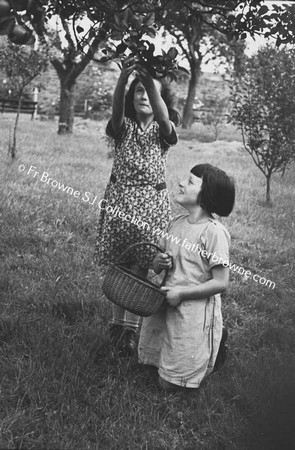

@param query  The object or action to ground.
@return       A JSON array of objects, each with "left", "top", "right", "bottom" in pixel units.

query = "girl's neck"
[
  {"left": 136, "top": 113, "right": 154, "bottom": 131},
  {"left": 187, "top": 206, "right": 212, "bottom": 224}
]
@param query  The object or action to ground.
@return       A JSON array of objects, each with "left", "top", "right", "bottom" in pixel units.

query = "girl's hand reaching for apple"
[{"left": 119, "top": 55, "right": 138, "bottom": 82}]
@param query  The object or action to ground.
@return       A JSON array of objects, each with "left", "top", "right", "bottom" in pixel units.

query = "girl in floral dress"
[{"left": 94, "top": 57, "right": 180, "bottom": 355}]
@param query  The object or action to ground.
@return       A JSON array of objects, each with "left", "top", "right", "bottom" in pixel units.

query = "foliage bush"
[
  {"left": 0, "top": 41, "right": 49, "bottom": 157},
  {"left": 199, "top": 82, "right": 230, "bottom": 141},
  {"left": 230, "top": 45, "right": 295, "bottom": 203}
]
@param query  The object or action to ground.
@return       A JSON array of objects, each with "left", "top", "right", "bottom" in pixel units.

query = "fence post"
[
  {"left": 32, "top": 87, "right": 38, "bottom": 120},
  {"left": 84, "top": 99, "right": 90, "bottom": 118}
]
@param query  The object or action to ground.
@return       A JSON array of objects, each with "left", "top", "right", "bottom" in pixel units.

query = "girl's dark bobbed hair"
[
  {"left": 191, "top": 164, "right": 235, "bottom": 217},
  {"left": 124, "top": 77, "right": 181, "bottom": 126}
]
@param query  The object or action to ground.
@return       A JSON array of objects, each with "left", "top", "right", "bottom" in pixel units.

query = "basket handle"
[{"left": 116, "top": 241, "right": 171, "bottom": 287}]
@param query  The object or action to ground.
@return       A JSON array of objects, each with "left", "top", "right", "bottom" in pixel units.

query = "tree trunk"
[
  {"left": 266, "top": 174, "right": 271, "bottom": 204},
  {"left": 11, "top": 94, "right": 22, "bottom": 159},
  {"left": 182, "top": 57, "right": 202, "bottom": 129},
  {"left": 50, "top": 30, "right": 101, "bottom": 135},
  {"left": 58, "top": 77, "right": 76, "bottom": 134}
]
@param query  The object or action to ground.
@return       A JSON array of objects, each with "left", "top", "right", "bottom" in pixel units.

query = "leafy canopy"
[{"left": 1, "top": 1, "right": 295, "bottom": 78}]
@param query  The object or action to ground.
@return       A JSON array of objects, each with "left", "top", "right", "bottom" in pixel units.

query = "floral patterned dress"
[{"left": 94, "top": 117, "right": 178, "bottom": 273}]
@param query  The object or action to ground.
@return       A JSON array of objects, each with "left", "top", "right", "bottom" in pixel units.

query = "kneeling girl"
[{"left": 138, "top": 163, "right": 235, "bottom": 391}]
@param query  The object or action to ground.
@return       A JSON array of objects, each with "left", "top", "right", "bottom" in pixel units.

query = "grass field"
[{"left": 0, "top": 114, "right": 295, "bottom": 450}]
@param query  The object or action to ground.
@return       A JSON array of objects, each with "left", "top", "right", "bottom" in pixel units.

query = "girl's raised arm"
[
  {"left": 136, "top": 65, "right": 173, "bottom": 138},
  {"left": 111, "top": 56, "right": 137, "bottom": 131}
]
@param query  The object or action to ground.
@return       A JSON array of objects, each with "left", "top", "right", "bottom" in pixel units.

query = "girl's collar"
[{"left": 186, "top": 214, "right": 214, "bottom": 225}]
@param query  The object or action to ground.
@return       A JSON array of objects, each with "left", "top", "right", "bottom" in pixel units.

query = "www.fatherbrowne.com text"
[
  {"left": 151, "top": 227, "right": 275, "bottom": 289},
  {"left": 19, "top": 164, "right": 275, "bottom": 289}
]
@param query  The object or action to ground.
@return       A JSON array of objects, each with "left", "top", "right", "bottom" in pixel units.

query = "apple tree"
[
  {"left": 156, "top": 4, "right": 247, "bottom": 128},
  {"left": 1, "top": 1, "right": 104, "bottom": 133},
  {"left": 155, "top": 1, "right": 295, "bottom": 128},
  {"left": 0, "top": 1, "right": 187, "bottom": 133},
  {"left": 230, "top": 45, "right": 295, "bottom": 203}
]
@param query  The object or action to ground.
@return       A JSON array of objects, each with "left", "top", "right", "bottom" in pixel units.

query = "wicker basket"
[{"left": 102, "top": 242, "right": 169, "bottom": 317}]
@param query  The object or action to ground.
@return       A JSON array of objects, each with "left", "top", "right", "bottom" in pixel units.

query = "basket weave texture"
[{"left": 102, "top": 242, "right": 168, "bottom": 317}]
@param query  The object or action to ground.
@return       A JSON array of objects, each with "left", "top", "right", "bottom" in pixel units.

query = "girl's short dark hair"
[
  {"left": 191, "top": 164, "right": 235, "bottom": 217},
  {"left": 125, "top": 77, "right": 181, "bottom": 126}
]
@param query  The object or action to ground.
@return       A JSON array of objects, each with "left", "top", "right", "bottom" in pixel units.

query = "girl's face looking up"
[
  {"left": 177, "top": 173, "right": 203, "bottom": 208},
  {"left": 133, "top": 80, "right": 161, "bottom": 117}
]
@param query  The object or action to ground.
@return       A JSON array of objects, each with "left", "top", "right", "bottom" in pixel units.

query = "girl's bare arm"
[
  {"left": 162, "top": 266, "right": 229, "bottom": 307},
  {"left": 111, "top": 56, "right": 137, "bottom": 131}
]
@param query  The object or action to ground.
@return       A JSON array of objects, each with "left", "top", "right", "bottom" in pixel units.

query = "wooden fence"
[{"left": 0, "top": 98, "right": 38, "bottom": 119}]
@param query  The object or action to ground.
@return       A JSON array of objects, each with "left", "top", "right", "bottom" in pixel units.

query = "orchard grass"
[{"left": 0, "top": 114, "right": 294, "bottom": 450}]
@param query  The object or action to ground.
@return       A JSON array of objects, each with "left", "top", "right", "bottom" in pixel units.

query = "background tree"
[
  {"left": 230, "top": 45, "right": 295, "bottom": 203},
  {"left": 154, "top": 0, "right": 295, "bottom": 128},
  {"left": 0, "top": 40, "right": 49, "bottom": 158},
  {"left": 48, "top": 19, "right": 102, "bottom": 134},
  {"left": 157, "top": 3, "right": 246, "bottom": 128},
  {"left": 201, "top": 86, "right": 230, "bottom": 141},
  {"left": 73, "top": 63, "right": 113, "bottom": 119},
  {"left": 1, "top": 1, "right": 187, "bottom": 133},
  {"left": 2, "top": 1, "right": 110, "bottom": 134}
]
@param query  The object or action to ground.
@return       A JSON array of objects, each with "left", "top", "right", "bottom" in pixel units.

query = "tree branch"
[
  {"left": 168, "top": 30, "right": 191, "bottom": 62},
  {"left": 68, "top": 34, "right": 102, "bottom": 84},
  {"left": 60, "top": 15, "right": 76, "bottom": 51},
  {"left": 51, "top": 58, "right": 66, "bottom": 78},
  {"left": 199, "top": 15, "right": 229, "bottom": 35},
  {"left": 190, "top": 1, "right": 236, "bottom": 13},
  {"left": 241, "top": 127, "right": 267, "bottom": 177}
]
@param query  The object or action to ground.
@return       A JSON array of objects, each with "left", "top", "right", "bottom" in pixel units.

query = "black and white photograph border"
[{"left": 0, "top": 1, "right": 294, "bottom": 449}]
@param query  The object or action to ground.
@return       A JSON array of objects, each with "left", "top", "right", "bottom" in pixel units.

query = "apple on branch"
[{"left": 8, "top": 22, "right": 35, "bottom": 44}]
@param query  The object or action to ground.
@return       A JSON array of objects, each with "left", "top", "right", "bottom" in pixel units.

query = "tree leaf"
[
  {"left": 276, "top": 36, "right": 282, "bottom": 47},
  {"left": 258, "top": 5, "right": 269, "bottom": 16},
  {"left": 116, "top": 42, "right": 127, "bottom": 55},
  {"left": 110, "top": 29, "right": 123, "bottom": 40},
  {"left": 178, "top": 65, "right": 190, "bottom": 75},
  {"left": 145, "top": 12, "right": 155, "bottom": 27},
  {"left": 145, "top": 26, "right": 157, "bottom": 38},
  {"left": 167, "top": 47, "right": 178, "bottom": 60}
]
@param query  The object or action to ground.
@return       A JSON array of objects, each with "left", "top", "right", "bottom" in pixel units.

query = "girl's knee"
[{"left": 158, "top": 376, "right": 199, "bottom": 393}]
